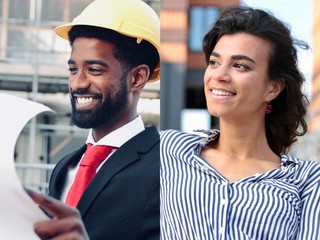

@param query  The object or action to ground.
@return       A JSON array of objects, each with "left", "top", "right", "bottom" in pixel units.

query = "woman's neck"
[{"left": 217, "top": 118, "right": 275, "bottom": 161}]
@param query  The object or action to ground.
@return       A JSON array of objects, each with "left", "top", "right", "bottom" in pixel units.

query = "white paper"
[{"left": 0, "top": 93, "right": 54, "bottom": 239}]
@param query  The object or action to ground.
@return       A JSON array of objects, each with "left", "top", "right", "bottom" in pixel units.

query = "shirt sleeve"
[{"left": 298, "top": 165, "right": 320, "bottom": 239}]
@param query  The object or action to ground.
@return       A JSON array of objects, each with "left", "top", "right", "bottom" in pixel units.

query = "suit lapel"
[
  {"left": 49, "top": 145, "right": 86, "bottom": 199},
  {"left": 77, "top": 126, "right": 159, "bottom": 216}
]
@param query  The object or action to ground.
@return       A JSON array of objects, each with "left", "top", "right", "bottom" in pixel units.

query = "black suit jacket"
[{"left": 48, "top": 126, "right": 160, "bottom": 240}]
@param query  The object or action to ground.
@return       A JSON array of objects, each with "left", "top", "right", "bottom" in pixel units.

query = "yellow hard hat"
[{"left": 55, "top": 0, "right": 160, "bottom": 82}]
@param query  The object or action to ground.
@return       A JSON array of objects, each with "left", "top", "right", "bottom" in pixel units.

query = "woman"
[{"left": 160, "top": 5, "right": 320, "bottom": 240}]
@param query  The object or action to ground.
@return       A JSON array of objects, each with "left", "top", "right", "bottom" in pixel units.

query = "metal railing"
[{"left": 15, "top": 162, "right": 56, "bottom": 194}]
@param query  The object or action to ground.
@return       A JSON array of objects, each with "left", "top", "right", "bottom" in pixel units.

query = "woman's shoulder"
[
  {"left": 294, "top": 158, "right": 320, "bottom": 197},
  {"left": 282, "top": 153, "right": 320, "bottom": 171},
  {"left": 160, "top": 129, "right": 219, "bottom": 152},
  {"left": 299, "top": 158, "right": 320, "bottom": 174},
  {"left": 282, "top": 154, "right": 320, "bottom": 188},
  {"left": 160, "top": 129, "right": 218, "bottom": 142}
]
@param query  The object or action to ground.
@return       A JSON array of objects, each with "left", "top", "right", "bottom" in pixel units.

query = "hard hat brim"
[
  {"left": 54, "top": 0, "right": 160, "bottom": 82},
  {"left": 55, "top": 23, "right": 160, "bottom": 82}
]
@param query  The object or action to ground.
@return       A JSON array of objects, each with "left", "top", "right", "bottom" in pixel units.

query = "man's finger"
[{"left": 25, "top": 188, "right": 80, "bottom": 219}]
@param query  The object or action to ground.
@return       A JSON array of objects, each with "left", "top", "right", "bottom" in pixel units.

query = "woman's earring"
[{"left": 265, "top": 102, "right": 272, "bottom": 114}]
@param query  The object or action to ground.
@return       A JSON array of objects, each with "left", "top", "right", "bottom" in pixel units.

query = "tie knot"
[{"left": 80, "top": 144, "right": 115, "bottom": 168}]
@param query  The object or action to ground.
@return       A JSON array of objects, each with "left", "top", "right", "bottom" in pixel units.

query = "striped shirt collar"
[{"left": 192, "top": 129, "right": 300, "bottom": 173}]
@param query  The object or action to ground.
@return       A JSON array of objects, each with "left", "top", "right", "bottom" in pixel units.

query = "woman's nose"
[{"left": 207, "top": 65, "right": 231, "bottom": 83}]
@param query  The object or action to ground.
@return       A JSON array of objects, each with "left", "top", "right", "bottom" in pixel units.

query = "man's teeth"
[
  {"left": 77, "top": 97, "right": 94, "bottom": 104},
  {"left": 211, "top": 89, "right": 234, "bottom": 96}
]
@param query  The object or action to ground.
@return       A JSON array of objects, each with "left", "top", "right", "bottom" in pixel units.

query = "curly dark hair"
[
  {"left": 202, "top": 5, "right": 309, "bottom": 155},
  {"left": 68, "top": 25, "right": 159, "bottom": 81}
]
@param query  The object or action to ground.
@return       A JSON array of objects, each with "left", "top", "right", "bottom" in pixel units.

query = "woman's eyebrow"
[{"left": 211, "top": 52, "right": 256, "bottom": 64}]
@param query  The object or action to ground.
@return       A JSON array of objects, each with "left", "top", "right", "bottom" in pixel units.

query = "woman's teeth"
[{"left": 211, "top": 89, "right": 235, "bottom": 96}]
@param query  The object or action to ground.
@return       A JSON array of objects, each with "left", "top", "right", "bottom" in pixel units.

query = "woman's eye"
[
  {"left": 208, "top": 60, "right": 219, "bottom": 66},
  {"left": 233, "top": 63, "right": 250, "bottom": 70}
]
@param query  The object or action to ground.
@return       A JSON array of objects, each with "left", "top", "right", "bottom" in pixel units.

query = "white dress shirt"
[{"left": 61, "top": 115, "right": 145, "bottom": 202}]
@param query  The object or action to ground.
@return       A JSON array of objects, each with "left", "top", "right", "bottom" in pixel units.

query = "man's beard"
[{"left": 70, "top": 76, "right": 128, "bottom": 129}]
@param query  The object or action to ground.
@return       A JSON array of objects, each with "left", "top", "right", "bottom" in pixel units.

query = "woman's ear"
[
  {"left": 265, "top": 79, "right": 285, "bottom": 101},
  {"left": 129, "top": 64, "right": 150, "bottom": 92}
]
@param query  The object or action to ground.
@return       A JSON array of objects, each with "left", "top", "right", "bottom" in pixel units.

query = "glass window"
[
  {"left": 9, "top": 0, "right": 30, "bottom": 19},
  {"left": 36, "top": 28, "right": 55, "bottom": 51},
  {"left": 0, "top": 0, "right": 3, "bottom": 18},
  {"left": 188, "top": 6, "right": 220, "bottom": 52},
  {"left": 7, "top": 28, "right": 34, "bottom": 60},
  {"left": 7, "top": 28, "right": 34, "bottom": 48},
  {"left": 41, "top": 0, "right": 64, "bottom": 21}
]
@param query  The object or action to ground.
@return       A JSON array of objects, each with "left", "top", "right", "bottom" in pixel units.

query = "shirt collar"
[
  {"left": 195, "top": 129, "right": 220, "bottom": 148},
  {"left": 196, "top": 129, "right": 300, "bottom": 167},
  {"left": 280, "top": 153, "right": 301, "bottom": 166},
  {"left": 86, "top": 115, "right": 145, "bottom": 148}
]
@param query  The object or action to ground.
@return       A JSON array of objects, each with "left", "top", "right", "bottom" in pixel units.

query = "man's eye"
[
  {"left": 68, "top": 67, "right": 77, "bottom": 75},
  {"left": 89, "top": 68, "right": 103, "bottom": 74}
]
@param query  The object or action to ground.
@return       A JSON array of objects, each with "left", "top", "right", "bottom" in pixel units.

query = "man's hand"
[{"left": 26, "top": 189, "right": 90, "bottom": 240}]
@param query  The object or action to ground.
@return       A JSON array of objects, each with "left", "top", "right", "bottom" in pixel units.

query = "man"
[{"left": 28, "top": 0, "right": 160, "bottom": 239}]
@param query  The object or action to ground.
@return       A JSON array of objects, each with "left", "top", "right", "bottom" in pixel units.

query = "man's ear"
[
  {"left": 129, "top": 64, "right": 150, "bottom": 92},
  {"left": 265, "top": 79, "right": 285, "bottom": 101}
]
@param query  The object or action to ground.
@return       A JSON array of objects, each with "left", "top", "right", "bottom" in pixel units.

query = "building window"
[
  {"left": 188, "top": 6, "right": 220, "bottom": 52},
  {"left": 9, "top": 0, "right": 30, "bottom": 20},
  {"left": 0, "top": 0, "right": 2, "bottom": 18},
  {"left": 41, "top": 0, "right": 64, "bottom": 22}
]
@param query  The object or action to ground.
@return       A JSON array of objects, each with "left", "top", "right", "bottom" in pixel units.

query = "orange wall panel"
[{"left": 310, "top": 0, "right": 320, "bottom": 131}]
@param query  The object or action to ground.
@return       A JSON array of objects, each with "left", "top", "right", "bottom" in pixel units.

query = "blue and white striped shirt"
[{"left": 160, "top": 129, "right": 320, "bottom": 240}]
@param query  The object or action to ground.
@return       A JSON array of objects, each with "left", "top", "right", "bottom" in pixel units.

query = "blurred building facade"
[
  {"left": 0, "top": 0, "right": 160, "bottom": 192},
  {"left": 160, "top": 0, "right": 320, "bottom": 162},
  {"left": 311, "top": 0, "right": 320, "bottom": 131},
  {"left": 161, "top": 0, "right": 238, "bottom": 131},
  {"left": 291, "top": 0, "right": 320, "bottom": 162}
]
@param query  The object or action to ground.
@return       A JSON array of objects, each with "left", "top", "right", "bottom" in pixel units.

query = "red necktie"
[{"left": 65, "top": 143, "right": 114, "bottom": 207}]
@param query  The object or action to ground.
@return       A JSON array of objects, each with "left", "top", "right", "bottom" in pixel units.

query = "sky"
[{"left": 242, "top": 0, "right": 314, "bottom": 97}]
